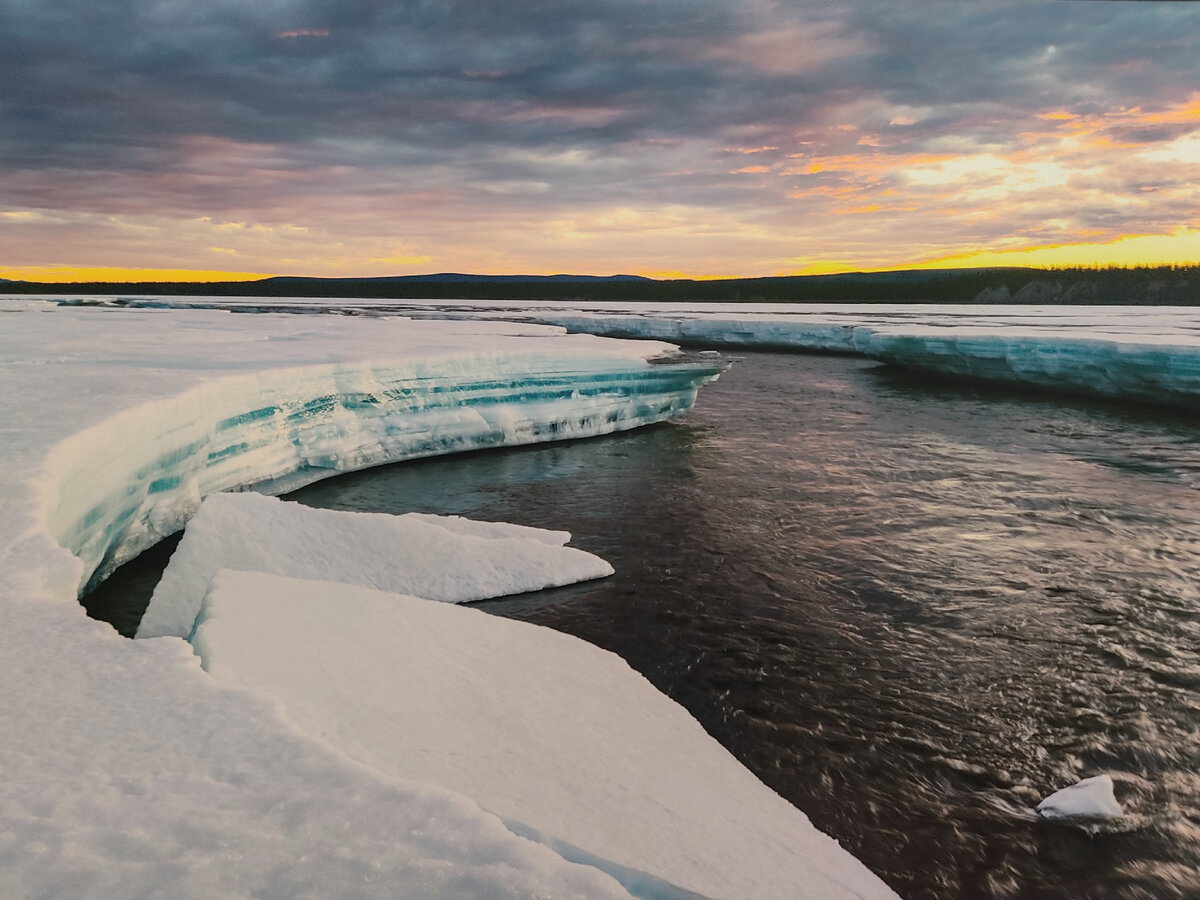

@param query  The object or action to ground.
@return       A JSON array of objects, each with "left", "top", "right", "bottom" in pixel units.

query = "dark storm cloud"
[
  {"left": 2, "top": 0, "right": 1197, "bottom": 275},
  {"left": 3, "top": 1, "right": 1194, "bottom": 178}
]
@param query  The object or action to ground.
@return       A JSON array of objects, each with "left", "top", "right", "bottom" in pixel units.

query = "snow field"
[
  {"left": 191, "top": 568, "right": 894, "bottom": 899},
  {"left": 0, "top": 301, "right": 896, "bottom": 898}
]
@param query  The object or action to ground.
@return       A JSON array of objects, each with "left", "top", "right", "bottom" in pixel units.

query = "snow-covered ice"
[
  {"left": 863, "top": 326, "right": 1200, "bottom": 409},
  {"left": 1037, "top": 774, "right": 1124, "bottom": 821},
  {"left": 137, "top": 492, "right": 614, "bottom": 639},
  {"left": 193, "top": 569, "right": 889, "bottom": 900},
  {"left": 0, "top": 298, "right": 895, "bottom": 899},
  {"left": 66, "top": 296, "right": 1200, "bottom": 407},
  {"left": 528, "top": 307, "right": 1200, "bottom": 408},
  {"left": 34, "top": 307, "right": 723, "bottom": 592}
]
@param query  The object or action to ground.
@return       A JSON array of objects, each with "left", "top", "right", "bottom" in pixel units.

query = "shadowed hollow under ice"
[{"left": 0, "top": 300, "right": 895, "bottom": 899}]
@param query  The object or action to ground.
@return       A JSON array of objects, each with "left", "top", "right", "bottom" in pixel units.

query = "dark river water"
[{"left": 87, "top": 351, "right": 1200, "bottom": 899}]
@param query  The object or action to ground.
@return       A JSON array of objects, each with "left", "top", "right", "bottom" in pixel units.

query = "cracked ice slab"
[
  {"left": 137, "top": 492, "right": 614, "bottom": 639},
  {"left": 192, "top": 568, "right": 896, "bottom": 900}
]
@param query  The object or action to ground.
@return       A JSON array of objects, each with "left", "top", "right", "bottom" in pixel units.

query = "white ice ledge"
[
  {"left": 30, "top": 309, "right": 724, "bottom": 593},
  {"left": 57, "top": 298, "right": 1200, "bottom": 409},
  {"left": 356, "top": 301, "right": 1200, "bottom": 410},
  {"left": 530, "top": 310, "right": 1200, "bottom": 410},
  {"left": 137, "top": 493, "right": 615, "bottom": 639},
  {"left": 0, "top": 306, "right": 767, "bottom": 900}
]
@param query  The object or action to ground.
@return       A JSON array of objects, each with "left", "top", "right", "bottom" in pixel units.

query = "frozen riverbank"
[
  {"left": 71, "top": 296, "right": 1200, "bottom": 410},
  {"left": 0, "top": 300, "right": 893, "bottom": 899}
]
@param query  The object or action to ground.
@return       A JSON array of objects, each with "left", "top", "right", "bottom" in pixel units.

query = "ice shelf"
[
  {"left": 0, "top": 300, "right": 896, "bottom": 899},
  {"left": 89, "top": 297, "right": 1200, "bottom": 409},
  {"left": 32, "top": 307, "right": 724, "bottom": 593}
]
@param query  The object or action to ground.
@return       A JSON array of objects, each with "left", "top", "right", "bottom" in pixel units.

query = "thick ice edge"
[
  {"left": 509, "top": 309, "right": 1200, "bottom": 409},
  {"left": 33, "top": 309, "right": 724, "bottom": 592},
  {"left": 0, "top": 302, "right": 894, "bottom": 898}
]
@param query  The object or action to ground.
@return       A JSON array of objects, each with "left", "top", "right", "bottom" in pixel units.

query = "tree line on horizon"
[{"left": 4, "top": 264, "right": 1198, "bottom": 305}]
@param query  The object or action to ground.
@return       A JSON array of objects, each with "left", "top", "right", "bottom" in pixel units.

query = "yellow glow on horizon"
[
  {"left": 905, "top": 229, "right": 1200, "bottom": 271},
  {"left": 0, "top": 266, "right": 274, "bottom": 283},
  {"left": 780, "top": 260, "right": 864, "bottom": 276},
  {"left": 636, "top": 269, "right": 744, "bottom": 281}
]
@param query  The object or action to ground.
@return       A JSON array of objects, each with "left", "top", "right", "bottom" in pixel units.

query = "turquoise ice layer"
[{"left": 48, "top": 355, "right": 727, "bottom": 593}]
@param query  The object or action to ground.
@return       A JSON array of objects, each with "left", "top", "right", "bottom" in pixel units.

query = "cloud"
[{"left": 1, "top": 0, "right": 1197, "bottom": 275}]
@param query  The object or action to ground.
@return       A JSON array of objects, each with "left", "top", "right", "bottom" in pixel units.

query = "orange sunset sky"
[{"left": 2, "top": 1, "right": 1198, "bottom": 283}]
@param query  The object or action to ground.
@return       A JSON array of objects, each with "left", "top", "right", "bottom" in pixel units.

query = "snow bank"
[
  {"left": 0, "top": 303, "right": 744, "bottom": 900},
  {"left": 192, "top": 569, "right": 893, "bottom": 900},
  {"left": 30, "top": 307, "right": 723, "bottom": 593},
  {"left": 543, "top": 311, "right": 1200, "bottom": 408},
  {"left": 138, "top": 492, "right": 613, "bottom": 639},
  {"left": 862, "top": 327, "right": 1200, "bottom": 409},
  {"left": 1037, "top": 774, "right": 1124, "bottom": 821}
]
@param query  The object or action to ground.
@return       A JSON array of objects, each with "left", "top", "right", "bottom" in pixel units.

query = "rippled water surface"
[{"left": 92, "top": 352, "right": 1200, "bottom": 899}]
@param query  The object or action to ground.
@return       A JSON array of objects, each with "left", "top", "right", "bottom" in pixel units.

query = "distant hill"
[
  {"left": 3, "top": 266, "right": 1197, "bottom": 305},
  {"left": 261, "top": 273, "right": 653, "bottom": 286}
]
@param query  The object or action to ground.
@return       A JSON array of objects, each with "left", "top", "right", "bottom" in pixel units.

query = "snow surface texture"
[
  {"left": 1037, "top": 774, "right": 1124, "bottom": 821},
  {"left": 137, "top": 297, "right": 1200, "bottom": 409},
  {"left": 4, "top": 303, "right": 801, "bottom": 900},
  {"left": 193, "top": 570, "right": 889, "bottom": 900},
  {"left": 137, "top": 492, "right": 614, "bottom": 639}
]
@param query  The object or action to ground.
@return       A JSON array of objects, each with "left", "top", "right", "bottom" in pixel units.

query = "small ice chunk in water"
[{"left": 1036, "top": 774, "right": 1123, "bottom": 820}]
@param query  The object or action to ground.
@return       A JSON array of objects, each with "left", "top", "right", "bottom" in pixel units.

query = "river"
[{"left": 88, "top": 350, "right": 1200, "bottom": 899}]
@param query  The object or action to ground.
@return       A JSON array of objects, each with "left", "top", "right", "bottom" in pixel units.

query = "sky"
[{"left": 1, "top": 0, "right": 1198, "bottom": 282}]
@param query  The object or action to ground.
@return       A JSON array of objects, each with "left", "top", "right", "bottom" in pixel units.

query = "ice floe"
[
  {"left": 137, "top": 492, "right": 613, "bottom": 639},
  {"left": 1037, "top": 774, "right": 1124, "bottom": 821},
  {"left": 192, "top": 568, "right": 890, "bottom": 899}
]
